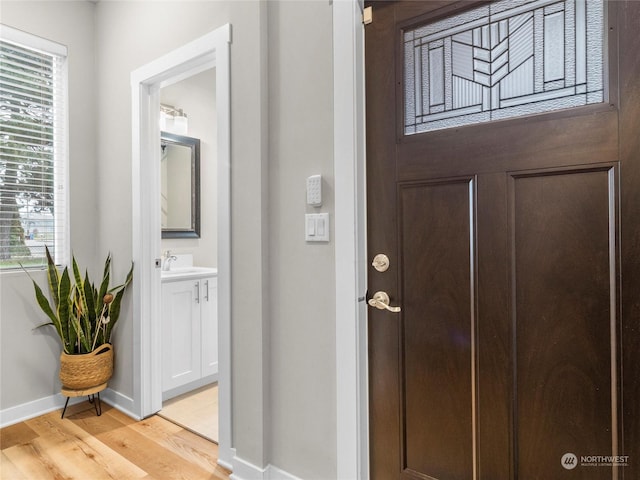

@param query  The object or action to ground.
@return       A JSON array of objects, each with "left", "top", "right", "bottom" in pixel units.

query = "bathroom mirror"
[{"left": 161, "top": 131, "right": 200, "bottom": 238}]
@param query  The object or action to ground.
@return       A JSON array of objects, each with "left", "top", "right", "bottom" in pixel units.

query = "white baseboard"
[
  {"left": 0, "top": 387, "right": 137, "bottom": 428},
  {"left": 229, "top": 455, "right": 302, "bottom": 480},
  {"left": 218, "top": 447, "right": 236, "bottom": 472},
  {"left": 0, "top": 392, "right": 85, "bottom": 428},
  {"left": 268, "top": 464, "right": 303, "bottom": 480},
  {"left": 100, "top": 388, "right": 139, "bottom": 420},
  {"left": 161, "top": 374, "right": 218, "bottom": 402},
  {"left": 229, "top": 455, "right": 267, "bottom": 480}
]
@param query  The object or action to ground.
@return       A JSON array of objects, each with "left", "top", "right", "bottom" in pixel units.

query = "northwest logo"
[{"left": 561, "top": 453, "right": 578, "bottom": 470}]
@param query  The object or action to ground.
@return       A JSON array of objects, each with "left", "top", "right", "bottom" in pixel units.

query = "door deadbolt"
[{"left": 372, "top": 253, "right": 390, "bottom": 272}]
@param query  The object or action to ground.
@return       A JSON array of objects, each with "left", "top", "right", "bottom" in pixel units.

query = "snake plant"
[{"left": 24, "top": 246, "right": 133, "bottom": 354}]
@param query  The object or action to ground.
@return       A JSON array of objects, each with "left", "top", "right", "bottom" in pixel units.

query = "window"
[
  {"left": 0, "top": 25, "right": 68, "bottom": 269},
  {"left": 404, "top": 0, "right": 605, "bottom": 134}
]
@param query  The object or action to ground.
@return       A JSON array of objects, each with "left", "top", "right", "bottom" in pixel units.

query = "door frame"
[
  {"left": 333, "top": 1, "right": 369, "bottom": 479},
  {"left": 131, "top": 24, "right": 233, "bottom": 468},
  {"left": 338, "top": 2, "right": 640, "bottom": 479}
]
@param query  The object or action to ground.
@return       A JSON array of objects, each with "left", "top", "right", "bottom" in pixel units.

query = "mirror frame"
[{"left": 160, "top": 131, "right": 201, "bottom": 238}]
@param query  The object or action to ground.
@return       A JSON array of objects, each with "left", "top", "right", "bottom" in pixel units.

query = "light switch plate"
[{"left": 305, "top": 213, "right": 329, "bottom": 242}]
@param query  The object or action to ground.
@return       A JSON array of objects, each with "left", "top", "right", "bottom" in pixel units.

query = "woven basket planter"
[{"left": 59, "top": 344, "right": 113, "bottom": 390}]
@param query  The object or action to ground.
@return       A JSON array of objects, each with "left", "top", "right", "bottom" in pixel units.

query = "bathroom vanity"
[{"left": 161, "top": 267, "right": 218, "bottom": 401}]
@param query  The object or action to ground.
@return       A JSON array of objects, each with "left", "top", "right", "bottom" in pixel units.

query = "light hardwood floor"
[
  {"left": 160, "top": 384, "right": 218, "bottom": 443},
  {"left": 0, "top": 400, "right": 230, "bottom": 480}
]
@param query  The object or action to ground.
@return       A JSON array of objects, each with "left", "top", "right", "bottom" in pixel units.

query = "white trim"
[
  {"left": 267, "top": 465, "right": 303, "bottom": 480},
  {"left": 131, "top": 24, "right": 233, "bottom": 468},
  {"left": 215, "top": 26, "right": 234, "bottom": 469},
  {"left": 162, "top": 375, "right": 218, "bottom": 402},
  {"left": 333, "top": 1, "right": 369, "bottom": 479},
  {"left": 0, "top": 393, "right": 84, "bottom": 428},
  {"left": 230, "top": 456, "right": 267, "bottom": 480},
  {"left": 228, "top": 456, "right": 302, "bottom": 480},
  {"left": 100, "top": 388, "right": 138, "bottom": 420},
  {"left": 0, "top": 387, "right": 134, "bottom": 428},
  {"left": 55, "top": 49, "right": 71, "bottom": 268},
  {"left": 0, "top": 23, "right": 67, "bottom": 56},
  {"left": 218, "top": 447, "right": 236, "bottom": 472}
]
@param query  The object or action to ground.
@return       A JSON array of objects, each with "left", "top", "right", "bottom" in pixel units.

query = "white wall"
[
  {"left": 93, "top": 0, "right": 271, "bottom": 469},
  {"left": 0, "top": 1, "right": 98, "bottom": 411},
  {"left": 0, "top": 1, "right": 339, "bottom": 478},
  {"left": 267, "top": 1, "right": 336, "bottom": 478},
  {"left": 161, "top": 68, "right": 218, "bottom": 268}
]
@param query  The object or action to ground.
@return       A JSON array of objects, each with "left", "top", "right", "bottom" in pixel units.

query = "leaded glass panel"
[{"left": 404, "top": 0, "right": 605, "bottom": 135}]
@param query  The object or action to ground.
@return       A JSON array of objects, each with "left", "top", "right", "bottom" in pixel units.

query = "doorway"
[
  {"left": 156, "top": 67, "right": 219, "bottom": 443},
  {"left": 365, "top": 1, "right": 640, "bottom": 479},
  {"left": 131, "top": 24, "right": 233, "bottom": 468}
]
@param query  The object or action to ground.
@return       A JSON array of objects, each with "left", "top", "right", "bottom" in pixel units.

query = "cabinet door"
[
  {"left": 162, "top": 280, "right": 202, "bottom": 391},
  {"left": 201, "top": 276, "right": 218, "bottom": 377}
]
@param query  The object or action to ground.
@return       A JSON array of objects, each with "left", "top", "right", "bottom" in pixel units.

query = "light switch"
[
  {"left": 307, "top": 216, "right": 316, "bottom": 236},
  {"left": 305, "top": 213, "right": 329, "bottom": 242}
]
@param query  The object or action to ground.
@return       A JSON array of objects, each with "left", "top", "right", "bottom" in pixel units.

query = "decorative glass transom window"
[{"left": 404, "top": 0, "right": 605, "bottom": 135}]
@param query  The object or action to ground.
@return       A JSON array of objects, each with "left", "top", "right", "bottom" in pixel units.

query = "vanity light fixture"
[
  {"left": 160, "top": 110, "right": 173, "bottom": 131},
  {"left": 160, "top": 104, "right": 188, "bottom": 135},
  {"left": 173, "top": 110, "right": 188, "bottom": 135}
]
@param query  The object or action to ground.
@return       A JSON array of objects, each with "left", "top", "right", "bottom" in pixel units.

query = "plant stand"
[{"left": 60, "top": 383, "right": 107, "bottom": 419}]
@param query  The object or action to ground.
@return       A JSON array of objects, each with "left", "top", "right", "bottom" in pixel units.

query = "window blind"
[{"left": 0, "top": 25, "right": 68, "bottom": 269}]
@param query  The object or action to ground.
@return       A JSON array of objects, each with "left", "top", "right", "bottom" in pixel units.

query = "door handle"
[
  {"left": 367, "top": 291, "right": 401, "bottom": 313},
  {"left": 195, "top": 281, "right": 200, "bottom": 304}
]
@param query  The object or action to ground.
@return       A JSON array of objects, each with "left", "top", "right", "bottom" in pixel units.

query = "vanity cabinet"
[{"left": 161, "top": 274, "right": 218, "bottom": 397}]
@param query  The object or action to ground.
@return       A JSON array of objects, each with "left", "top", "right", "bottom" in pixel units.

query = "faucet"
[{"left": 162, "top": 250, "right": 177, "bottom": 271}]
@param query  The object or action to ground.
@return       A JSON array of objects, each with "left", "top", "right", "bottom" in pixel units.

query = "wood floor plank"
[
  {"left": 0, "top": 422, "right": 38, "bottom": 449},
  {"left": 172, "top": 430, "right": 231, "bottom": 479},
  {"left": 0, "top": 401, "right": 230, "bottom": 480},
  {"left": 26, "top": 410, "right": 148, "bottom": 479},
  {"left": 28, "top": 430, "right": 126, "bottom": 480},
  {"left": 129, "top": 416, "right": 229, "bottom": 478},
  {"left": 102, "top": 404, "right": 138, "bottom": 426},
  {"left": 3, "top": 439, "right": 68, "bottom": 480},
  {"left": 70, "top": 403, "right": 133, "bottom": 435},
  {"left": 74, "top": 407, "right": 215, "bottom": 479},
  {"left": 160, "top": 384, "right": 218, "bottom": 443},
  {"left": 1, "top": 451, "right": 28, "bottom": 479}
]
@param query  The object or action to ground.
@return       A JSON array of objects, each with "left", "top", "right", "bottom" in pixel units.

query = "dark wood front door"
[{"left": 365, "top": 1, "right": 640, "bottom": 479}]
